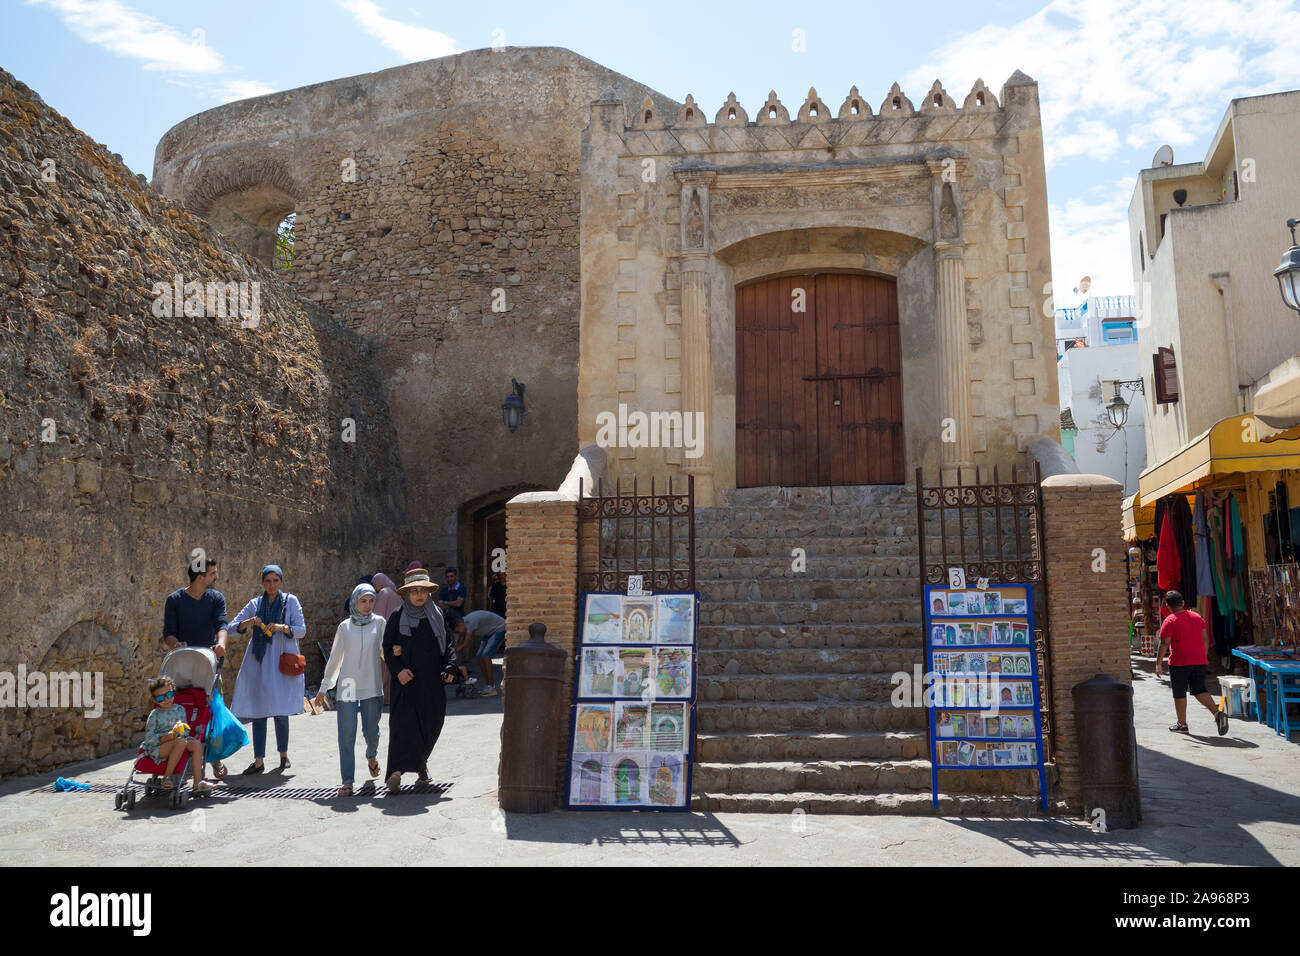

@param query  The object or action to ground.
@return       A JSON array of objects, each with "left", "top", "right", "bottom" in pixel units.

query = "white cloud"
[
  {"left": 30, "top": 0, "right": 272, "bottom": 103},
  {"left": 336, "top": 0, "right": 459, "bottom": 62},
  {"left": 29, "top": 0, "right": 225, "bottom": 73},
  {"left": 904, "top": 0, "right": 1300, "bottom": 301}
]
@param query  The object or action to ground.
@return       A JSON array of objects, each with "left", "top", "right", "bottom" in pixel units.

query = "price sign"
[
  {"left": 948, "top": 567, "right": 966, "bottom": 589},
  {"left": 627, "top": 575, "right": 645, "bottom": 597}
]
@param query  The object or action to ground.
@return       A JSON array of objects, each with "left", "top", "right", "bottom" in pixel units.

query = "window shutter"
[{"left": 1153, "top": 347, "right": 1179, "bottom": 404}]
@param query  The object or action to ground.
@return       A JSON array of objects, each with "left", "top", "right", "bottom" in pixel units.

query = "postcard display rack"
[
  {"left": 924, "top": 583, "right": 1047, "bottom": 811},
  {"left": 564, "top": 591, "right": 699, "bottom": 810}
]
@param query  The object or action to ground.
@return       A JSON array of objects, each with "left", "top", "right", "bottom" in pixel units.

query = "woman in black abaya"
[{"left": 383, "top": 567, "right": 458, "bottom": 792}]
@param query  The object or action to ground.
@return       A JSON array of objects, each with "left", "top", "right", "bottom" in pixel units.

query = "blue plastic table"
[{"left": 1231, "top": 648, "right": 1300, "bottom": 733}]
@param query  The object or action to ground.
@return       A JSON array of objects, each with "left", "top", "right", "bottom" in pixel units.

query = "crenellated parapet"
[{"left": 620, "top": 77, "right": 1022, "bottom": 153}]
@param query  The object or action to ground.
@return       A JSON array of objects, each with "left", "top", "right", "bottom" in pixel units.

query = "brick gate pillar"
[{"left": 1040, "top": 473, "right": 1132, "bottom": 810}]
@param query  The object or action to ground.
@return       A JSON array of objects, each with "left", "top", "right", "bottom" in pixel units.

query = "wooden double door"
[{"left": 736, "top": 272, "right": 904, "bottom": 487}]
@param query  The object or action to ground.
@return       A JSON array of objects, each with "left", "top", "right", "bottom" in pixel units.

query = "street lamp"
[
  {"left": 1276, "top": 218, "right": 1300, "bottom": 314},
  {"left": 501, "top": 378, "right": 526, "bottom": 432},
  {"left": 1106, "top": 379, "right": 1145, "bottom": 429}
]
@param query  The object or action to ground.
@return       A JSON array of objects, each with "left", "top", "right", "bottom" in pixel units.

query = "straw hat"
[{"left": 397, "top": 567, "right": 436, "bottom": 593}]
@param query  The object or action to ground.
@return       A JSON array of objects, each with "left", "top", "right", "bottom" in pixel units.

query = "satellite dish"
[
  {"left": 1152, "top": 145, "right": 1174, "bottom": 167},
  {"left": 1073, "top": 275, "right": 1092, "bottom": 296}
]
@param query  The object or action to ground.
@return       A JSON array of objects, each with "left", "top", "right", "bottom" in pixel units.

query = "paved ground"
[{"left": 1, "top": 656, "right": 1297, "bottom": 866}]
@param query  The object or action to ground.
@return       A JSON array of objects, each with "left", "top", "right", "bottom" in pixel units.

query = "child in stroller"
[{"left": 116, "top": 647, "right": 221, "bottom": 811}]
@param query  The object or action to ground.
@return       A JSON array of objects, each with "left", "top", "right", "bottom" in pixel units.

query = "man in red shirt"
[{"left": 1156, "top": 590, "right": 1228, "bottom": 735}]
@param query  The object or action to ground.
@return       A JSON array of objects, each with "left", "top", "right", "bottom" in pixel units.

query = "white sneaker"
[{"left": 480, "top": 686, "right": 498, "bottom": 697}]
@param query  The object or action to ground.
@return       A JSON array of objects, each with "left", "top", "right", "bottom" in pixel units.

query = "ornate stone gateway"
[{"left": 735, "top": 272, "right": 903, "bottom": 487}]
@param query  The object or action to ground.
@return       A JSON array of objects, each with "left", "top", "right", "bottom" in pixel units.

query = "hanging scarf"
[
  {"left": 399, "top": 598, "right": 447, "bottom": 653},
  {"left": 251, "top": 564, "right": 286, "bottom": 663},
  {"left": 349, "top": 583, "right": 377, "bottom": 627}
]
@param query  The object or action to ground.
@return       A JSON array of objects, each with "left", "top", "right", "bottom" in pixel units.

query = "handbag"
[{"left": 278, "top": 631, "right": 306, "bottom": 676}]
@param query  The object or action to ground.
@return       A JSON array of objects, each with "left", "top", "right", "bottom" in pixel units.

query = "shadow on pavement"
[{"left": 503, "top": 810, "right": 742, "bottom": 848}]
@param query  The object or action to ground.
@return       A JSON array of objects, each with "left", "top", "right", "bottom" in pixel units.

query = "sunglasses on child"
[{"left": 154, "top": 690, "right": 175, "bottom": 703}]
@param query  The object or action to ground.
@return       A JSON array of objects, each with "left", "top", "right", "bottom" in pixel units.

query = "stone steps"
[
  {"left": 696, "top": 557, "right": 918, "bottom": 579},
  {"left": 697, "top": 577, "right": 918, "bottom": 602},
  {"left": 699, "top": 672, "right": 905, "bottom": 702},
  {"left": 697, "top": 622, "right": 922, "bottom": 650},
  {"left": 695, "top": 700, "right": 928, "bottom": 733},
  {"left": 696, "top": 647, "right": 921, "bottom": 676},
  {"left": 696, "top": 730, "right": 928, "bottom": 762},
  {"left": 698, "top": 598, "right": 922, "bottom": 626},
  {"left": 693, "top": 758, "right": 932, "bottom": 794},
  {"left": 691, "top": 790, "right": 1050, "bottom": 816}
]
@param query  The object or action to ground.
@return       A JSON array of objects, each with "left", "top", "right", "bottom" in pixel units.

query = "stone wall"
[
  {"left": 152, "top": 48, "right": 679, "bottom": 569},
  {"left": 1040, "top": 473, "right": 1133, "bottom": 809},
  {"left": 0, "top": 69, "right": 409, "bottom": 777}
]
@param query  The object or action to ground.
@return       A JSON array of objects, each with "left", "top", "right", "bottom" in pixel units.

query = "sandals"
[
  {"left": 211, "top": 762, "right": 228, "bottom": 779},
  {"left": 160, "top": 778, "right": 176, "bottom": 791},
  {"left": 194, "top": 780, "right": 217, "bottom": 795},
  {"left": 243, "top": 761, "right": 265, "bottom": 775},
  {"left": 337, "top": 784, "right": 354, "bottom": 797},
  {"left": 368, "top": 758, "right": 381, "bottom": 778}
]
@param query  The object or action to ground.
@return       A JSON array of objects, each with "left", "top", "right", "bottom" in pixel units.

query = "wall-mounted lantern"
[
  {"left": 1106, "top": 379, "right": 1145, "bottom": 429},
  {"left": 501, "top": 379, "right": 526, "bottom": 432},
  {"left": 1275, "top": 218, "right": 1300, "bottom": 315}
]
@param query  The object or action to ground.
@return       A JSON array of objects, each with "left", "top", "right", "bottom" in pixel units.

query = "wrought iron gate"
[
  {"left": 576, "top": 475, "right": 695, "bottom": 593},
  {"left": 915, "top": 462, "right": 1055, "bottom": 762}
]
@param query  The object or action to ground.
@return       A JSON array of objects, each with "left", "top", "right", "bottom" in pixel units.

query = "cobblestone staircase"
[{"left": 691, "top": 485, "right": 1044, "bottom": 815}]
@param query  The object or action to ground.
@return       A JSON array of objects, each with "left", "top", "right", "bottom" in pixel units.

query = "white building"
[{"left": 1058, "top": 340, "right": 1146, "bottom": 495}]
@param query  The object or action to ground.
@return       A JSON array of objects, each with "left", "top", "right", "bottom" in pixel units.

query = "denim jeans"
[
  {"left": 251, "top": 714, "right": 289, "bottom": 759},
  {"left": 336, "top": 695, "right": 383, "bottom": 785}
]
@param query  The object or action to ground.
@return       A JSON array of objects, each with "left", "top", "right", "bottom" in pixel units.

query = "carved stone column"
[
  {"left": 677, "top": 167, "right": 716, "bottom": 505},
  {"left": 927, "top": 155, "right": 973, "bottom": 473}
]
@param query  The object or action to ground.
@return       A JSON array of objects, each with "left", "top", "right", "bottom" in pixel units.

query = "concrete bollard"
[{"left": 498, "top": 621, "right": 567, "bottom": 813}]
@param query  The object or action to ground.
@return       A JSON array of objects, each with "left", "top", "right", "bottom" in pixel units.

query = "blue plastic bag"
[{"left": 204, "top": 688, "right": 248, "bottom": 762}]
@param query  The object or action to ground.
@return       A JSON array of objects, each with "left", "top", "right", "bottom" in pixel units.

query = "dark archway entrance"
[{"left": 735, "top": 272, "right": 904, "bottom": 487}]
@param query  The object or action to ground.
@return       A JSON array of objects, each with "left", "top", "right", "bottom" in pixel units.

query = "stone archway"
[{"left": 183, "top": 155, "right": 305, "bottom": 267}]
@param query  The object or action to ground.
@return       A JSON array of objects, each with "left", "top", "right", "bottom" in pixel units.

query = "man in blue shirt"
[
  {"left": 437, "top": 567, "right": 466, "bottom": 626},
  {"left": 163, "top": 556, "right": 230, "bottom": 779},
  {"left": 164, "top": 558, "right": 229, "bottom": 656}
]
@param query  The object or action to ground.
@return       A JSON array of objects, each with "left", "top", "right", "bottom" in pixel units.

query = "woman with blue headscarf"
[
  {"left": 230, "top": 564, "right": 307, "bottom": 774},
  {"left": 314, "top": 583, "right": 386, "bottom": 796}
]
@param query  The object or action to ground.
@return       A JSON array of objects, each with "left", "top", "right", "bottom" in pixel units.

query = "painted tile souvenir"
[
  {"left": 621, "top": 599, "right": 656, "bottom": 643},
  {"left": 655, "top": 594, "right": 695, "bottom": 644},
  {"left": 583, "top": 594, "right": 623, "bottom": 644}
]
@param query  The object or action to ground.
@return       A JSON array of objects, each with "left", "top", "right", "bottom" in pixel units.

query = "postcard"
[
  {"left": 647, "top": 753, "right": 686, "bottom": 806},
  {"left": 653, "top": 647, "right": 692, "bottom": 698},
  {"left": 957, "top": 741, "right": 976, "bottom": 766},
  {"left": 949, "top": 653, "right": 966, "bottom": 674},
  {"left": 937, "top": 711, "right": 954, "bottom": 737},
  {"left": 947, "top": 592, "right": 968, "bottom": 614},
  {"left": 1019, "top": 716, "right": 1034, "bottom": 737},
  {"left": 994, "top": 622, "right": 1013, "bottom": 645},
  {"left": 959, "top": 624, "right": 976, "bottom": 645},
  {"left": 994, "top": 747, "right": 1014, "bottom": 766},
  {"left": 569, "top": 753, "right": 609, "bottom": 805},
  {"left": 975, "top": 622, "right": 994, "bottom": 644},
  {"left": 648, "top": 702, "right": 687, "bottom": 751},
  {"left": 982, "top": 591, "right": 1002, "bottom": 614},
  {"left": 939, "top": 741, "right": 959, "bottom": 766},
  {"left": 987, "top": 654, "right": 1001, "bottom": 674},
  {"left": 930, "top": 591, "right": 949, "bottom": 616},
  {"left": 951, "top": 714, "right": 967, "bottom": 737},
  {"left": 573, "top": 703, "right": 614, "bottom": 753},
  {"left": 583, "top": 594, "right": 623, "bottom": 644},
  {"left": 1015, "top": 743, "right": 1033, "bottom": 766},
  {"left": 616, "top": 648, "right": 651, "bottom": 698},
  {"left": 655, "top": 594, "right": 695, "bottom": 644},
  {"left": 613, "top": 701, "right": 649, "bottom": 750},
  {"left": 930, "top": 624, "right": 947, "bottom": 646},
  {"left": 984, "top": 717, "right": 1000, "bottom": 737},
  {"left": 1003, "top": 596, "right": 1028, "bottom": 615},
  {"left": 944, "top": 624, "right": 960, "bottom": 645},
  {"left": 952, "top": 683, "right": 966, "bottom": 707},
  {"left": 967, "top": 653, "right": 985, "bottom": 673},
  {"left": 1012, "top": 626, "right": 1029, "bottom": 645},
  {"left": 1001, "top": 716, "right": 1017, "bottom": 738},
  {"left": 579, "top": 647, "right": 618, "bottom": 697},
  {"left": 1016, "top": 654, "right": 1031, "bottom": 675},
  {"left": 621, "top": 599, "right": 656, "bottom": 643},
  {"left": 976, "top": 746, "right": 993, "bottom": 767}
]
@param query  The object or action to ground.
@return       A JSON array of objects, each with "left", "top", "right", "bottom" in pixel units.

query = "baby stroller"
[
  {"left": 115, "top": 647, "right": 220, "bottom": 811},
  {"left": 451, "top": 669, "right": 481, "bottom": 698}
]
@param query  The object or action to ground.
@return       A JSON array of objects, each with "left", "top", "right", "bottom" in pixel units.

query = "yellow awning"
[
  {"left": 1138, "top": 414, "right": 1300, "bottom": 502},
  {"left": 1122, "top": 491, "right": 1155, "bottom": 543}
]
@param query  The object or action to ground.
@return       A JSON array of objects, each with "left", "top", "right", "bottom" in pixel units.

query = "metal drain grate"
[{"left": 42, "top": 781, "right": 452, "bottom": 801}]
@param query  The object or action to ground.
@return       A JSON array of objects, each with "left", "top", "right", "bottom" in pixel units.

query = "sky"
[{"left": 3, "top": 0, "right": 1299, "bottom": 305}]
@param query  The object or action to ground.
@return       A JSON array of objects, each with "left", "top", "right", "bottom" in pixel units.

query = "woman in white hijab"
[{"left": 315, "top": 583, "right": 386, "bottom": 796}]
